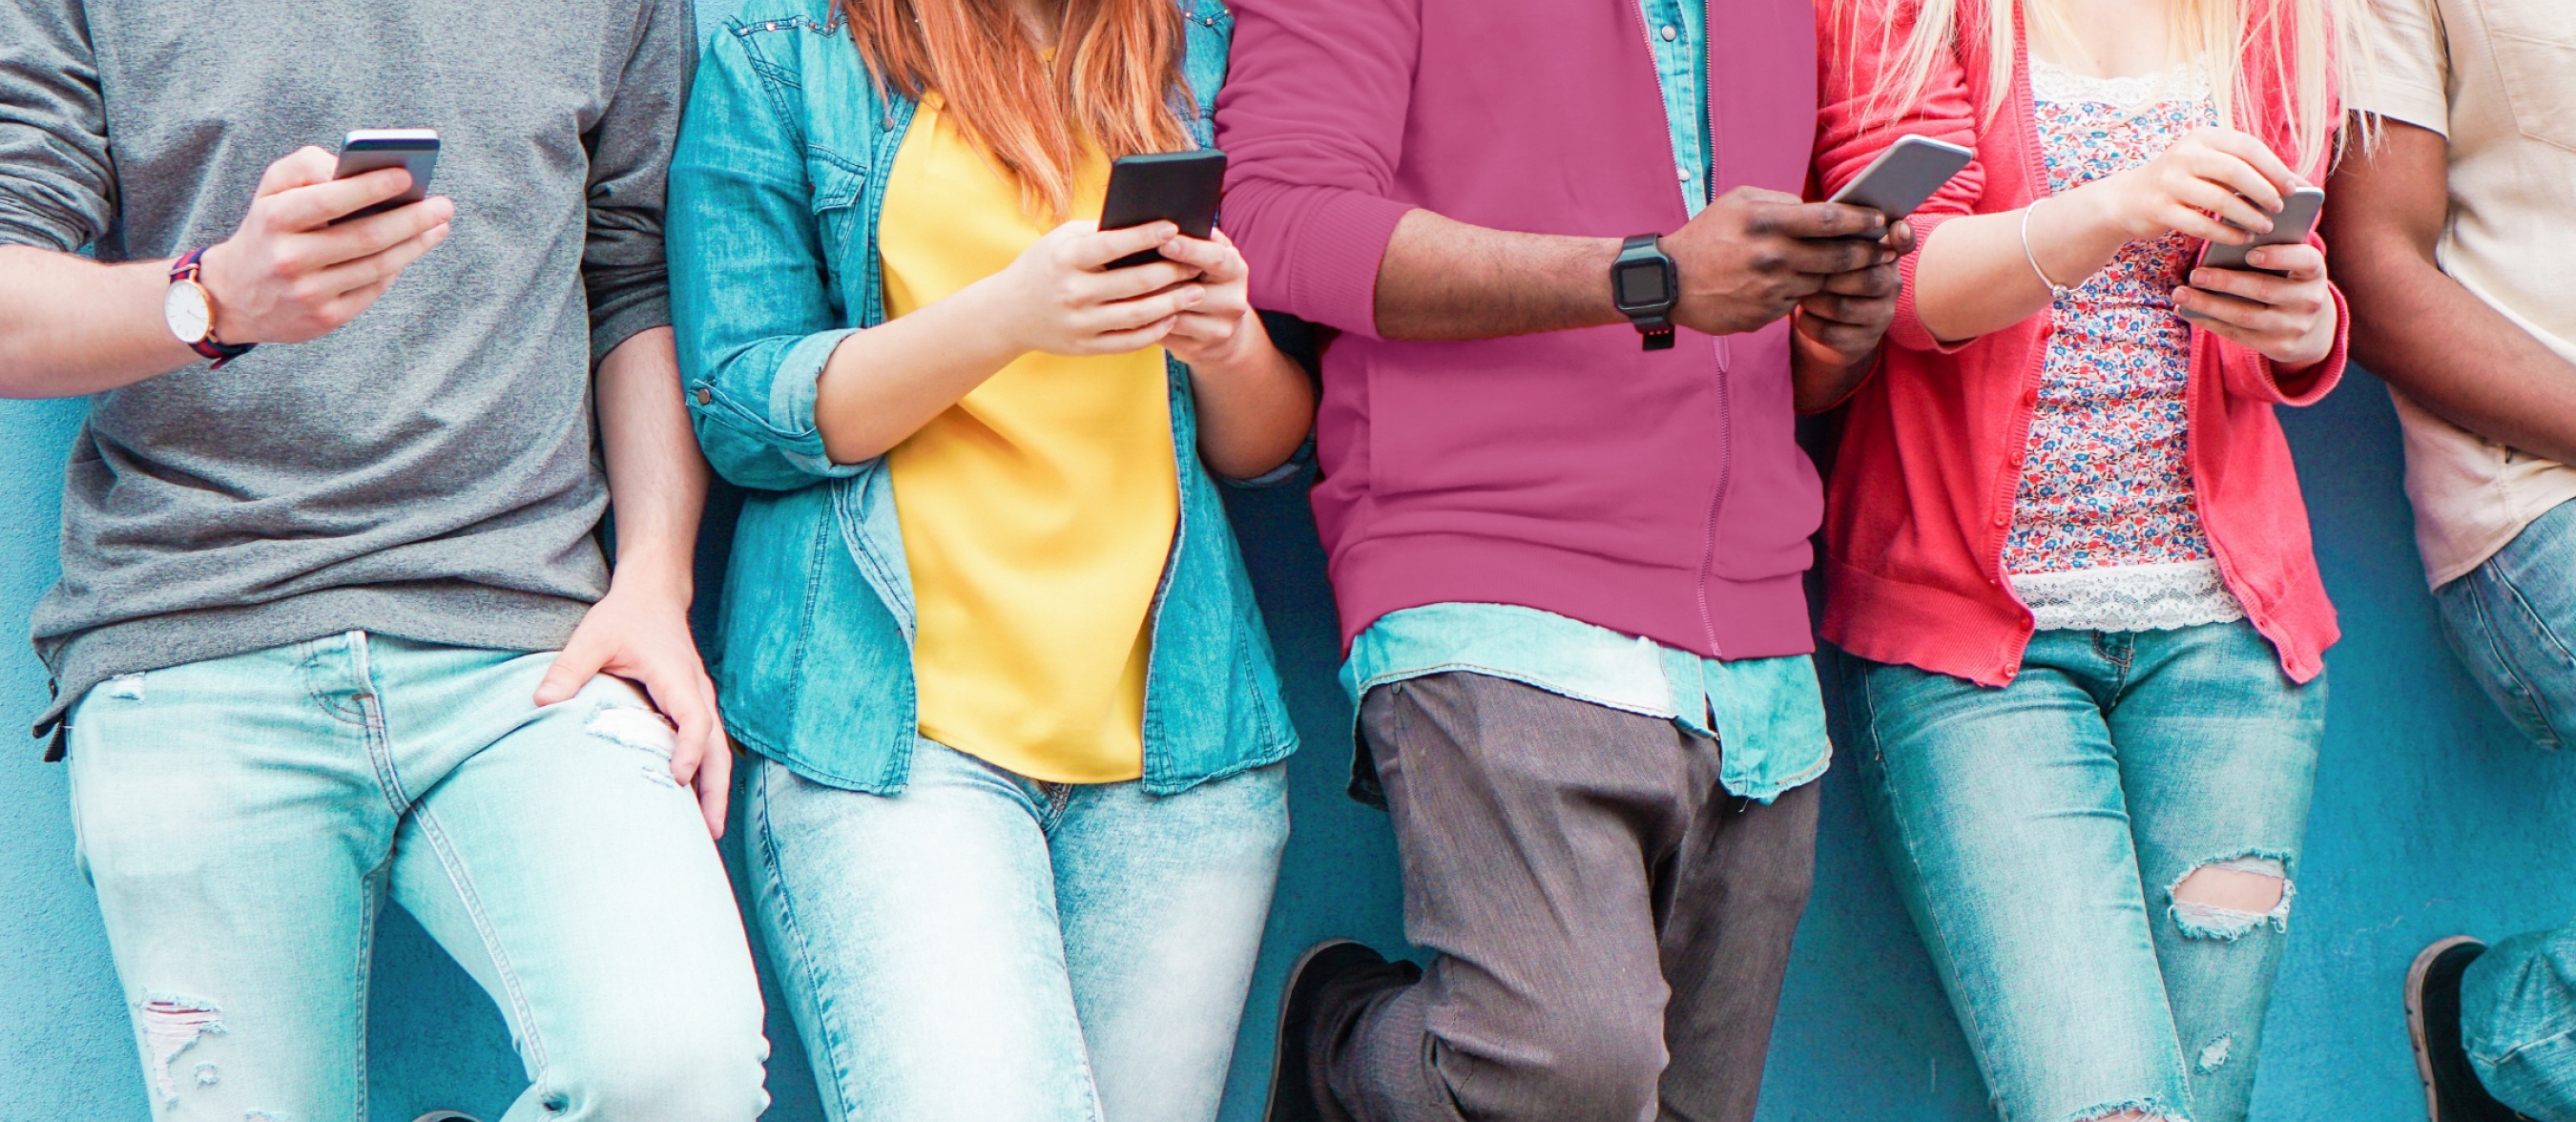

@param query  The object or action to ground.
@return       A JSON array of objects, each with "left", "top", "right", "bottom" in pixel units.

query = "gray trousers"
[{"left": 1315, "top": 672, "right": 1820, "bottom": 1122}]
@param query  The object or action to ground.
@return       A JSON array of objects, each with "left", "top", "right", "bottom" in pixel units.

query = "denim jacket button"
[
  {"left": 695, "top": 386, "right": 713, "bottom": 405},
  {"left": 1660, "top": 24, "right": 1678, "bottom": 41}
]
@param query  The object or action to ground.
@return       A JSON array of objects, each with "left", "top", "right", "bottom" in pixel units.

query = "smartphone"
[
  {"left": 1099, "top": 150, "right": 1226, "bottom": 269},
  {"left": 2179, "top": 185, "right": 2324, "bottom": 322},
  {"left": 1827, "top": 135, "right": 1976, "bottom": 221},
  {"left": 2196, "top": 185, "right": 2325, "bottom": 274},
  {"left": 333, "top": 129, "right": 440, "bottom": 223}
]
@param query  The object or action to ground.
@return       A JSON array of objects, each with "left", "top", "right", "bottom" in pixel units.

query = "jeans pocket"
[{"left": 2438, "top": 571, "right": 2574, "bottom": 750}]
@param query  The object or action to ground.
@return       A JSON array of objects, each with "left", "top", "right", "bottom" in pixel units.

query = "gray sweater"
[{"left": 1, "top": 0, "right": 695, "bottom": 745}]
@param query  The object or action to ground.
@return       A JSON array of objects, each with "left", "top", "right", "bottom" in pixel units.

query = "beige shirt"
[{"left": 2356, "top": 0, "right": 2576, "bottom": 587}]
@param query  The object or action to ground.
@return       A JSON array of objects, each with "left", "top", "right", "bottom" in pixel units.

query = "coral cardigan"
[{"left": 1812, "top": 7, "right": 2348, "bottom": 687}]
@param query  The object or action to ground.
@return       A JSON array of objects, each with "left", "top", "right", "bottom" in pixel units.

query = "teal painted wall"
[{"left": 4, "top": 10, "right": 2570, "bottom": 1112}]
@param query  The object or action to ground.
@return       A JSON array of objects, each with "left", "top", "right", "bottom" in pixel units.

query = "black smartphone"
[
  {"left": 333, "top": 129, "right": 440, "bottom": 223},
  {"left": 1099, "top": 150, "right": 1226, "bottom": 268}
]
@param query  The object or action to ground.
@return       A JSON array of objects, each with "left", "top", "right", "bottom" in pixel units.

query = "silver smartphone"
[
  {"left": 333, "top": 129, "right": 440, "bottom": 222},
  {"left": 2180, "top": 185, "right": 2324, "bottom": 321},
  {"left": 2197, "top": 185, "right": 2325, "bottom": 274},
  {"left": 1827, "top": 135, "right": 1976, "bottom": 220}
]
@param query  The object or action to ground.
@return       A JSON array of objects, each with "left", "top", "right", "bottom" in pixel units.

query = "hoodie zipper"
[{"left": 1631, "top": 0, "right": 1734, "bottom": 658}]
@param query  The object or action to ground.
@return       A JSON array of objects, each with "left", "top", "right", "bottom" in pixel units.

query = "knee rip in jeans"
[
  {"left": 2168, "top": 854, "right": 2294, "bottom": 941},
  {"left": 2068, "top": 1098, "right": 2190, "bottom": 1122},
  {"left": 586, "top": 703, "right": 680, "bottom": 788},
  {"left": 136, "top": 994, "right": 222, "bottom": 1104},
  {"left": 2194, "top": 1032, "right": 2235, "bottom": 1073},
  {"left": 106, "top": 673, "right": 146, "bottom": 701}
]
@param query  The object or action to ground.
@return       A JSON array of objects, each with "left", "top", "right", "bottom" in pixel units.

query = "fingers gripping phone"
[
  {"left": 333, "top": 130, "right": 440, "bottom": 223},
  {"left": 1099, "top": 150, "right": 1226, "bottom": 268},
  {"left": 2197, "top": 185, "right": 2326, "bottom": 274},
  {"left": 1827, "top": 134, "right": 1976, "bottom": 221},
  {"left": 2180, "top": 185, "right": 2324, "bottom": 321}
]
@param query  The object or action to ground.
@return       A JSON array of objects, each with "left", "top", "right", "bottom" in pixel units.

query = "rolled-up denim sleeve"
[
  {"left": 0, "top": 0, "right": 114, "bottom": 252},
  {"left": 668, "top": 24, "right": 868, "bottom": 491}
]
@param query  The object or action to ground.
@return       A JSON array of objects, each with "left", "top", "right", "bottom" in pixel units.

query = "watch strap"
[
  {"left": 170, "top": 249, "right": 255, "bottom": 368},
  {"left": 1613, "top": 234, "right": 1679, "bottom": 351}
]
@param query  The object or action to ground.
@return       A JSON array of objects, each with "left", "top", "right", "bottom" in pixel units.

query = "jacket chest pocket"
[
  {"left": 806, "top": 147, "right": 869, "bottom": 300},
  {"left": 2476, "top": 0, "right": 2576, "bottom": 152}
]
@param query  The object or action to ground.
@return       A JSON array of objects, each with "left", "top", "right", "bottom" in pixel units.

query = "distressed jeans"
[
  {"left": 2435, "top": 497, "right": 2576, "bottom": 1121},
  {"left": 1833, "top": 621, "right": 2325, "bottom": 1122},
  {"left": 65, "top": 632, "right": 771, "bottom": 1122},
  {"left": 746, "top": 740, "right": 1286, "bottom": 1122}
]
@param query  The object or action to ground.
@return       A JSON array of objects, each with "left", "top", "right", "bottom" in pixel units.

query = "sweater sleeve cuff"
[
  {"left": 592, "top": 295, "right": 674, "bottom": 367},
  {"left": 2255, "top": 282, "right": 2348, "bottom": 406},
  {"left": 1235, "top": 179, "right": 1413, "bottom": 339},
  {"left": 0, "top": 197, "right": 90, "bottom": 254}
]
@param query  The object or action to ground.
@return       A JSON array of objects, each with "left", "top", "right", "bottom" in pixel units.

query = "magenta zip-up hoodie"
[{"left": 1216, "top": 0, "right": 1826, "bottom": 659}]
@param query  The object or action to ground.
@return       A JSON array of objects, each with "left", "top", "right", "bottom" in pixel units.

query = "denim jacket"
[{"left": 668, "top": 0, "right": 1295, "bottom": 796}]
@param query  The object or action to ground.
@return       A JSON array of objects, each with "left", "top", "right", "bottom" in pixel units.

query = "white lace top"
[{"left": 2007, "top": 56, "right": 2247, "bottom": 634}]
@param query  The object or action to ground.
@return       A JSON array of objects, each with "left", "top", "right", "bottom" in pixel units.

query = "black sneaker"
[
  {"left": 1266, "top": 939, "right": 1412, "bottom": 1122},
  {"left": 2409, "top": 936, "right": 2537, "bottom": 1122}
]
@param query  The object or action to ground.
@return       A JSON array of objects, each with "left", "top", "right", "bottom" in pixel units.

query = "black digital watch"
[{"left": 1610, "top": 233, "right": 1679, "bottom": 351}]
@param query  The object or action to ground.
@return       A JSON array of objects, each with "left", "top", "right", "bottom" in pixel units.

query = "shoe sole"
[
  {"left": 2409, "top": 935, "right": 2483, "bottom": 1122},
  {"left": 1261, "top": 938, "right": 1363, "bottom": 1122}
]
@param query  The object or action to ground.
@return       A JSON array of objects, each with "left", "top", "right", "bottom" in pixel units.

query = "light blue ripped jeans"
[
  {"left": 66, "top": 632, "right": 770, "bottom": 1121},
  {"left": 747, "top": 740, "right": 1286, "bottom": 1122},
  {"left": 1833, "top": 622, "right": 2326, "bottom": 1122}
]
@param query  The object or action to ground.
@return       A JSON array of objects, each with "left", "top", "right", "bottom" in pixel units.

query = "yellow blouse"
[{"left": 878, "top": 97, "right": 1179, "bottom": 783}]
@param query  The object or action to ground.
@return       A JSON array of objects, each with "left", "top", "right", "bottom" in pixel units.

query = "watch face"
[
  {"left": 1615, "top": 260, "right": 1670, "bottom": 311},
  {"left": 164, "top": 280, "right": 212, "bottom": 345}
]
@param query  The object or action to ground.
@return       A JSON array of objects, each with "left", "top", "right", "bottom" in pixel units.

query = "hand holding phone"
[
  {"left": 2195, "top": 185, "right": 2325, "bottom": 275},
  {"left": 2173, "top": 185, "right": 2337, "bottom": 366},
  {"left": 187, "top": 140, "right": 454, "bottom": 348},
  {"left": 332, "top": 130, "right": 441, "bottom": 223},
  {"left": 1099, "top": 150, "right": 1226, "bottom": 268},
  {"left": 2180, "top": 184, "right": 2324, "bottom": 324}
]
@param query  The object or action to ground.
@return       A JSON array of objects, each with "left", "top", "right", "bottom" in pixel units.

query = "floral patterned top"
[{"left": 2005, "top": 57, "right": 2247, "bottom": 633}]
